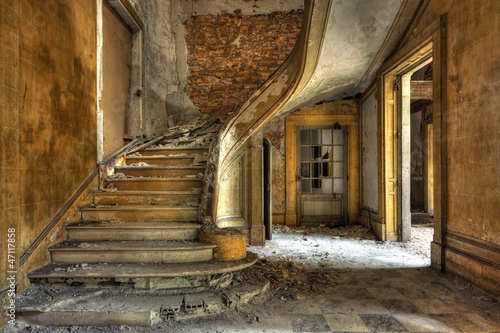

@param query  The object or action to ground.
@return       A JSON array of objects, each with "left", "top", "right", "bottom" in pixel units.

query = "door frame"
[
  {"left": 284, "top": 102, "right": 359, "bottom": 227},
  {"left": 296, "top": 125, "right": 348, "bottom": 226},
  {"left": 96, "top": 0, "right": 143, "bottom": 162},
  {"left": 377, "top": 16, "right": 447, "bottom": 269}
]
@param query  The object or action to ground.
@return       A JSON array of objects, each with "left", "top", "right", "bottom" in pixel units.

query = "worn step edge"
[
  {"left": 67, "top": 221, "right": 202, "bottom": 229},
  {"left": 115, "top": 165, "right": 205, "bottom": 170},
  {"left": 103, "top": 177, "right": 203, "bottom": 182},
  {"left": 30, "top": 252, "right": 258, "bottom": 279},
  {"left": 49, "top": 240, "right": 216, "bottom": 251},
  {"left": 80, "top": 205, "right": 199, "bottom": 212},
  {"left": 94, "top": 190, "right": 201, "bottom": 195}
]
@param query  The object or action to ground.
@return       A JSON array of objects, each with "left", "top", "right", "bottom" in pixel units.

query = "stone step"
[
  {"left": 93, "top": 190, "right": 201, "bottom": 206},
  {"left": 113, "top": 165, "right": 205, "bottom": 178},
  {"left": 138, "top": 147, "right": 209, "bottom": 157},
  {"left": 66, "top": 221, "right": 202, "bottom": 241},
  {"left": 18, "top": 263, "right": 268, "bottom": 326},
  {"left": 80, "top": 205, "right": 199, "bottom": 221},
  {"left": 50, "top": 240, "right": 216, "bottom": 264},
  {"left": 29, "top": 252, "right": 258, "bottom": 289},
  {"left": 125, "top": 155, "right": 196, "bottom": 166},
  {"left": 103, "top": 177, "right": 202, "bottom": 191}
]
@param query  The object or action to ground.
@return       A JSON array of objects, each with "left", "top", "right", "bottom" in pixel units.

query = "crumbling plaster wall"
[
  {"left": 0, "top": 0, "right": 97, "bottom": 295},
  {"left": 184, "top": 9, "right": 303, "bottom": 118},
  {"left": 134, "top": 0, "right": 303, "bottom": 134},
  {"left": 388, "top": 0, "right": 500, "bottom": 293}
]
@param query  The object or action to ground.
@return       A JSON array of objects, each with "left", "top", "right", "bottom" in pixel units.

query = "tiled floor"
[
  {"left": 166, "top": 267, "right": 500, "bottom": 333},
  {"left": 8, "top": 227, "right": 500, "bottom": 332}
]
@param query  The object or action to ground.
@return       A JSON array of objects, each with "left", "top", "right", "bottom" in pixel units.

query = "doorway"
[
  {"left": 263, "top": 138, "right": 272, "bottom": 240},
  {"left": 101, "top": 1, "right": 133, "bottom": 157},
  {"left": 96, "top": 0, "right": 143, "bottom": 162},
  {"left": 297, "top": 126, "right": 347, "bottom": 227}
]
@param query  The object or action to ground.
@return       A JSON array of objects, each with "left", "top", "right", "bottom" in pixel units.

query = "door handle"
[{"left": 295, "top": 175, "right": 301, "bottom": 181}]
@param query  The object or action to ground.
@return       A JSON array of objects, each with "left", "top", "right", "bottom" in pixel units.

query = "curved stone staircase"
[{"left": 15, "top": 130, "right": 262, "bottom": 327}]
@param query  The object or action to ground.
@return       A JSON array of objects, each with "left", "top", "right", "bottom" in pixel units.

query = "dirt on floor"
[{"left": 7, "top": 223, "right": 441, "bottom": 333}]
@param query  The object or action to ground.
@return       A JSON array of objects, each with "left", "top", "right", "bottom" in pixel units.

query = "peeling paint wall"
[
  {"left": 361, "top": 92, "right": 378, "bottom": 212},
  {"left": 0, "top": 0, "right": 97, "bottom": 293},
  {"left": 135, "top": 0, "right": 303, "bottom": 133}
]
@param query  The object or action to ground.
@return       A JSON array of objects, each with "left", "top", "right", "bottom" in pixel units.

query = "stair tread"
[
  {"left": 115, "top": 165, "right": 205, "bottom": 170},
  {"left": 81, "top": 205, "right": 199, "bottom": 211},
  {"left": 30, "top": 252, "right": 258, "bottom": 278},
  {"left": 126, "top": 155, "right": 195, "bottom": 159},
  {"left": 50, "top": 240, "right": 216, "bottom": 251},
  {"left": 142, "top": 146, "right": 209, "bottom": 151},
  {"left": 67, "top": 221, "right": 202, "bottom": 229},
  {"left": 94, "top": 190, "right": 201, "bottom": 195},
  {"left": 104, "top": 177, "right": 202, "bottom": 181}
]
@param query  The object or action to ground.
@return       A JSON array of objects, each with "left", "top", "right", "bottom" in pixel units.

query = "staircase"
[{"left": 16, "top": 129, "right": 261, "bottom": 327}]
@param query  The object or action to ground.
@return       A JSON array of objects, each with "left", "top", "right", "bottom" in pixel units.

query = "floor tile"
[
  {"left": 345, "top": 299, "right": 392, "bottom": 314},
  {"left": 380, "top": 299, "right": 420, "bottom": 314},
  {"left": 324, "top": 313, "right": 371, "bottom": 332},
  {"left": 359, "top": 314, "right": 408, "bottom": 332},
  {"left": 411, "top": 299, "right": 460, "bottom": 314},
  {"left": 394, "top": 313, "right": 451, "bottom": 332},
  {"left": 291, "top": 314, "right": 331, "bottom": 332},
  {"left": 367, "top": 287, "right": 406, "bottom": 300}
]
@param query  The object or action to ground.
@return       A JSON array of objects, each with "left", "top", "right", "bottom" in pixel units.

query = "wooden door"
[{"left": 297, "top": 127, "right": 347, "bottom": 226}]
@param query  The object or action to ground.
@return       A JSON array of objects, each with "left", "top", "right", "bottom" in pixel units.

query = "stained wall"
[
  {"left": 382, "top": 0, "right": 500, "bottom": 293},
  {"left": 0, "top": 0, "right": 97, "bottom": 295}
]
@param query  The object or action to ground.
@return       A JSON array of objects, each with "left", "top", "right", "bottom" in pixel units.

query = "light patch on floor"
[{"left": 248, "top": 224, "right": 433, "bottom": 270}]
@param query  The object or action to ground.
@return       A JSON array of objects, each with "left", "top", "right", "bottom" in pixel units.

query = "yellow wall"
[
  {"left": 377, "top": 0, "right": 500, "bottom": 293},
  {"left": 0, "top": 0, "right": 97, "bottom": 296}
]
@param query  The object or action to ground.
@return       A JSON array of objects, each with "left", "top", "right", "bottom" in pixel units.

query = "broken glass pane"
[{"left": 301, "top": 163, "right": 310, "bottom": 177}]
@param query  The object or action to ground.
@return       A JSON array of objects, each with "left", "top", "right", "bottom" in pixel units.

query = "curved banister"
[{"left": 217, "top": 0, "right": 333, "bottom": 175}]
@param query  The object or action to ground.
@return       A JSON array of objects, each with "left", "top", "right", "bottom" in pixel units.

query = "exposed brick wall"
[{"left": 184, "top": 10, "right": 303, "bottom": 117}]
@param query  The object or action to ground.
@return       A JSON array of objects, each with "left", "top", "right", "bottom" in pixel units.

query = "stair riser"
[
  {"left": 51, "top": 248, "right": 213, "bottom": 264},
  {"left": 115, "top": 168, "right": 202, "bottom": 178},
  {"left": 93, "top": 193, "right": 200, "bottom": 206},
  {"left": 126, "top": 157, "right": 195, "bottom": 166},
  {"left": 104, "top": 180, "right": 202, "bottom": 191},
  {"left": 81, "top": 210, "right": 198, "bottom": 221},
  {"left": 139, "top": 148, "right": 208, "bottom": 156},
  {"left": 67, "top": 228, "right": 198, "bottom": 241}
]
